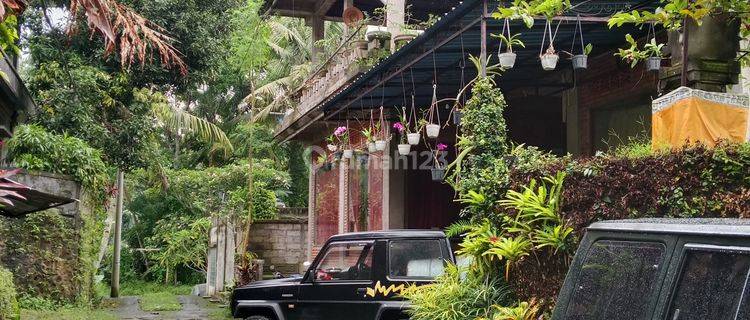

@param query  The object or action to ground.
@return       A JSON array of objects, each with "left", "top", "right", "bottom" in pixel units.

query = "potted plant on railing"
[
  {"left": 431, "top": 143, "right": 448, "bottom": 181},
  {"left": 331, "top": 126, "right": 350, "bottom": 159}
]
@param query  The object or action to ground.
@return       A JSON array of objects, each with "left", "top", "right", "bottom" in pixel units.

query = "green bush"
[
  {"left": 449, "top": 77, "right": 510, "bottom": 220},
  {"left": 402, "top": 265, "right": 513, "bottom": 320},
  {"left": 6, "top": 124, "right": 110, "bottom": 202},
  {"left": 0, "top": 266, "right": 19, "bottom": 320},
  {"left": 253, "top": 188, "right": 278, "bottom": 220}
]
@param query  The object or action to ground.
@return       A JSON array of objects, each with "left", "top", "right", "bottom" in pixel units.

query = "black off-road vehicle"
[
  {"left": 231, "top": 230, "right": 454, "bottom": 320},
  {"left": 553, "top": 218, "right": 750, "bottom": 320}
]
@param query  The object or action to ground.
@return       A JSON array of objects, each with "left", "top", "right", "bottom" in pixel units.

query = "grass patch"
[
  {"left": 21, "top": 308, "right": 118, "bottom": 320},
  {"left": 120, "top": 280, "right": 193, "bottom": 296},
  {"left": 139, "top": 292, "right": 182, "bottom": 312}
]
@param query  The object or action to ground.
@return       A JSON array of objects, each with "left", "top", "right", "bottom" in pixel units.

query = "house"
[{"left": 263, "top": 0, "right": 750, "bottom": 262}]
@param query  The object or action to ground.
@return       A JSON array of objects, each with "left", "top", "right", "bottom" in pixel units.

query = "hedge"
[{"left": 507, "top": 142, "right": 750, "bottom": 303}]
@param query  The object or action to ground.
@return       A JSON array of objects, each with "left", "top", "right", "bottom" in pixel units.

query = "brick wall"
[{"left": 248, "top": 218, "right": 308, "bottom": 275}]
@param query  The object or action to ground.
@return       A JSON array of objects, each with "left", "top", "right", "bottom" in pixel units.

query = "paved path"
[{"left": 105, "top": 295, "right": 227, "bottom": 320}]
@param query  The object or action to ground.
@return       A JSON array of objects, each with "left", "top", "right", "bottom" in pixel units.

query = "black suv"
[
  {"left": 553, "top": 218, "right": 750, "bottom": 320},
  {"left": 231, "top": 230, "right": 454, "bottom": 320}
]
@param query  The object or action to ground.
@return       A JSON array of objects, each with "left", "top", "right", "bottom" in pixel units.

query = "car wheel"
[{"left": 246, "top": 316, "right": 272, "bottom": 320}]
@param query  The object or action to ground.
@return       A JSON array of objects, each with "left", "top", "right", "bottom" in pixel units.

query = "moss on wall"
[
  {"left": 0, "top": 266, "right": 19, "bottom": 320},
  {"left": 0, "top": 203, "right": 105, "bottom": 306}
]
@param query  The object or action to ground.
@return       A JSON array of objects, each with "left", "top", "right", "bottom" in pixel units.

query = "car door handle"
[{"left": 356, "top": 287, "right": 368, "bottom": 296}]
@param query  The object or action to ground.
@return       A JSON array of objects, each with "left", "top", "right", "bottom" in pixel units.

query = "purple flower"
[
  {"left": 334, "top": 126, "right": 347, "bottom": 137},
  {"left": 393, "top": 122, "right": 405, "bottom": 133},
  {"left": 437, "top": 143, "right": 448, "bottom": 151}
]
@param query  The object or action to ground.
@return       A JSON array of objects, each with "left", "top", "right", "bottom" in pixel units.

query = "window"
[
  {"left": 314, "top": 242, "right": 373, "bottom": 282},
  {"left": 389, "top": 240, "right": 445, "bottom": 279},
  {"left": 564, "top": 240, "right": 665, "bottom": 320},
  {"left": 668, "top": 248, "right": 750, "bottom": 320}
]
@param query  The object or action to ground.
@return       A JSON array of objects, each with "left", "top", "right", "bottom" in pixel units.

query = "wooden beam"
[{"left": 316, "top": 0, "right": 339, "bottom": 16}]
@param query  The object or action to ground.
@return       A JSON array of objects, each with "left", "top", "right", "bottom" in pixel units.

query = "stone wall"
[
  {"left": 248, "top": 217, "right": 308, "bottom": 275},
  {"left": 0, "top": 171, "right": 100, "bottom": 303}
]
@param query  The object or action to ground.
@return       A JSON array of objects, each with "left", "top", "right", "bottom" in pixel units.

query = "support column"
[
  {"left": 110, "top": 170, "right": 124, "bottom": 298},
  {"left": 386, "top": 0, "right": 405, "bottom": 52},
  {"left": 310, "top": 16, "right": 325, "bottom": 64},
  {"left": 307, "top": 161, "right": 316, "bottom": 261},
  {"left": 381, "top": 137, "right": 391, "bottom": 230},
  {"left": 338, "top": 160, "right": 347, "bottom": 234}
]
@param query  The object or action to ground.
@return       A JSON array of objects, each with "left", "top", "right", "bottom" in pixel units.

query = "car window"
[
  {"left": 314, "top": 242, "right": 373, "bottom": 282},
  {"left": 563, "top": 240, "right": 665, "bottom": 320},
  {"left": 667, "top": 248, "right": 750, "bottom": 320},
  {"left": 389, "top": 240, "right": 445, "bottom": 279}
]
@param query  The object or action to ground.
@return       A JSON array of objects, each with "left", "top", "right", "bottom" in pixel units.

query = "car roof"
[
  {"left": 328, "top": 229, "right": 446, "bottom": 242},
  {"left": 589, "top": 218, "right": 750, "bottom": 237}
]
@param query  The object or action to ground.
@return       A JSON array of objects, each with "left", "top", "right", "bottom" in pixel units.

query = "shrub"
[
  {"left": 0, "top": 266, "right": 19, "bottom": 320},
  {"left": 401, "top": 265, "right": 514, "bottom": 320},
  {"left": 448, "top": 77, "right": 510, "bottom": 220}
]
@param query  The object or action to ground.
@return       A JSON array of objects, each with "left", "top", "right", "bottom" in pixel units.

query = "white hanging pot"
[
  {"left": 498, "top": 52, "right": 517, "bottom": 69},
  {"left": 425, "top": 124, "right": 440, "bottom": 138},
  {"left": 397, "top": 144, "right": 411, "bottom": 156},
  {"left": 375, "top": 140, "right": 387, "bottom": 151},
  {"left": 646, "top": 57, "right": 661, "bottom": 72},
  {"left": 407, "top": 133, "right": 421, "bottom": 145},
  {"left": 540, "top": 53, "right": 559, "bottom": 71},
  {"left": 343, "top": 149, "right": 353, "bottom": 159},
  {"left": 572, "top": 54, "right": 588, "bottom": 70},
  {"left": 368, "top": 142, "right": 377, "bottom": 153}
]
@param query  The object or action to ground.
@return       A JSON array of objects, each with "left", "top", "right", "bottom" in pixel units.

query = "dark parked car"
[
  {"left": 231, "top": 230, "right": 454, "bottom": 320},
  {"left": 553, "top": 218, "right": 750, "bottom": 320}
]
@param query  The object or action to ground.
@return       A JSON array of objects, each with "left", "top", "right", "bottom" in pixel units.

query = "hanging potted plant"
[
  {"left": 374, "top": 106, "right": 388, "bottom": 151},
  {"left": 615, "top": 34, "right": 664, "bottom": 72},
  {"left": 571, "top": 43, "right": 592, "bottom": 70},
  {"left": 431, "top": 143, "right": 448, "bottom": 181},
  {"left": 393, "top": 122, "right": 411, "bottom": 156},
  {"left": 493, "top": 19, "right": 525, "bottom": 69},
  {"left": 405, "top": 96, "right": 422, "bottom": 145},
  {"left": 644, "top": 38, "right": 665, "bottom": 72},
  {"left": 565, "top": 16, "right": 592, "bottom": 70},
  {"left": 361, "top": 127, "right": 377, "bottom": 153},
  {"left": 539, "top": 20, "right": 560, "bottom": 71},
  {"left": 325, "top": 134, "right": 342, "bottom": 161},
  {"left": 331, "top": 126, "right": 351, "bottom": 159},
  {"left": 425, "top": 84, "right": 441, "bottom": 138}
]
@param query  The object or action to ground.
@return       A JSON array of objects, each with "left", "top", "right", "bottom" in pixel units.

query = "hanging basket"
[
  {"left": 375, "top": 140, "right": 387, "bottom": 151},
  {"left": 498, "top": 52, "right": 517, "bottom": 69},
  {"left": 431, "top": 168, "right": 445, "bottom": 181},
  {"left": 541, "top": 53, "right": 559, "bottom": 71},
  {"left": 397, "top": 144, "right": 411, "bottom": 156},
  {"left": 368, "top": 142, "right": 377, "bottom": 153},
  {"left": 646, "top": 57, "right": 661, "bottom": 72},
  {"left": 343, "top": 149, "right": 354, "bottom": 159},
  {"left": 572, "top": 54, "right": 588, "bottom": 70},
  {"left": 407, "top": 133, "right": 421, "bottom": 145},
  {"left": 425, "top": 124, "right": 440, "bottom": 138}
]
